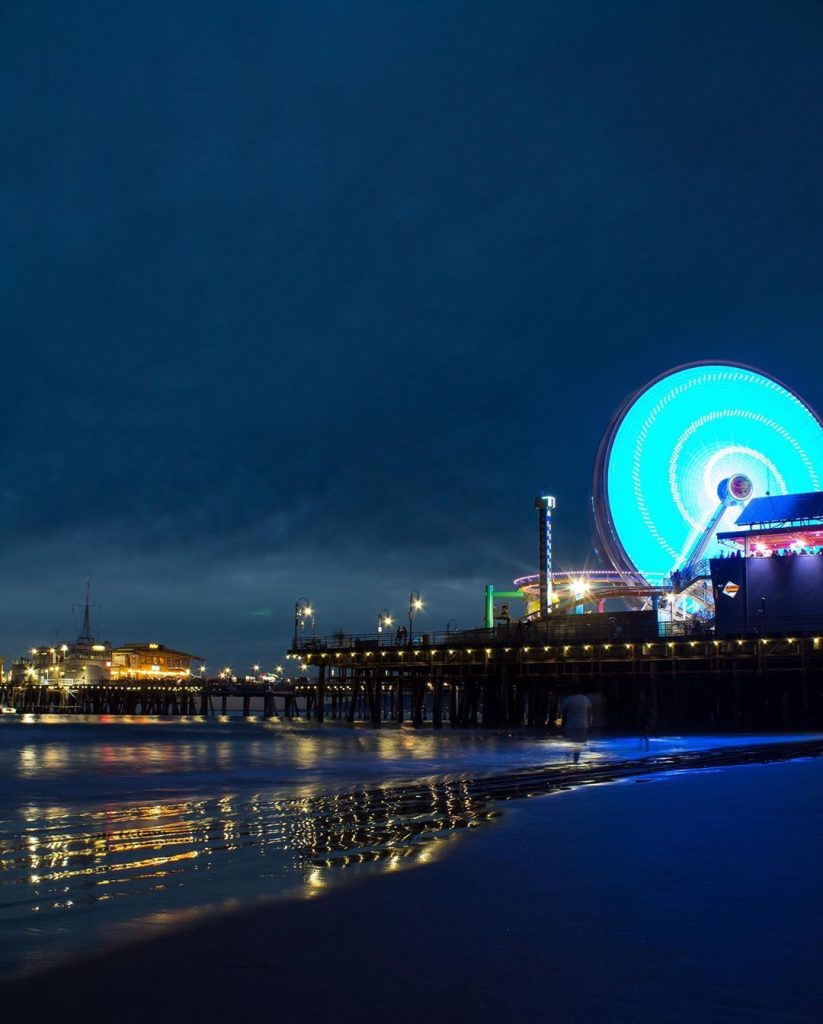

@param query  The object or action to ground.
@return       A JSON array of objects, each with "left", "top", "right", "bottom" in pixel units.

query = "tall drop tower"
[{"left": 534, "top": 494, "right": 556, "bottom": 617}]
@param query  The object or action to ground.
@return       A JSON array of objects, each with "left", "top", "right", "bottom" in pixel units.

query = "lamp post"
[
  {"left": 408, "top": 590, "right": 423, "bottom": 644},
  {"left": 294, "top": 598, "right": 313, "bottom": 644},
  {"left": 377, "top": 609, "right": 392, "bottom": 645},
  {"left": 446, "top": 619, "right": 457, "bottom": 636}
]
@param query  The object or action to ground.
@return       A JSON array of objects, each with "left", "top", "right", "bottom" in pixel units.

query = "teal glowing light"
[{"left": 594, "top": 363, "right": 823, "bottom": 580}]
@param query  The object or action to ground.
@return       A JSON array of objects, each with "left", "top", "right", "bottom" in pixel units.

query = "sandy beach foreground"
[{"left": 2, "top": 752, "right": 821, "bottom": 1024}]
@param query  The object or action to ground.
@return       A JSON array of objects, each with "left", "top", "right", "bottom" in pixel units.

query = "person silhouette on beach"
[
  {"left": 559, "top": 691, "right": 592, "bottom": 763},
  {"left": 636, "top": 686, "right": 657, "bottom": 749}
]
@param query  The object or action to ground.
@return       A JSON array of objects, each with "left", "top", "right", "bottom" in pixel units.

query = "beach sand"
[{"left": 2, "top": 755, "right": 821, "bottom": 1024}]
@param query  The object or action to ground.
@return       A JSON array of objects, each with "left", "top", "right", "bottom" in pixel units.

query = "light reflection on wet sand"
[
  {"left": 3, "top": 720, "right": 547, "bottom": 977},
  {"left": 0, "top": 720, "right": 819, "bottom": 980},
  {"left": 0, "top": 776, "right": 496, "bottom": 977}
]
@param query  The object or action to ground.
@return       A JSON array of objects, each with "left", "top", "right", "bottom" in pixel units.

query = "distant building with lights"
[
  {"left": 6, "top": 585, "right": 202, "bottom": 686},
  {"left": 110, "top": 643, "right": 202, "bottom": 680},
  {"left": 21, "top": 640, "right": 113, "bottom": 685},
  {"left": 10, "top": 589, "right": 113, "bottom": 685},
  {"left": 10, "top": 641, "right": 202, "bottom": 685}
]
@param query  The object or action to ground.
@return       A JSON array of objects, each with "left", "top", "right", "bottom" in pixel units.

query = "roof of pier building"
[
  {"left": 735, "top": 491, "right": 823, "bottom": 528},
  {"left": 113, "top": 643, "right": 203, "bottom": 659}
]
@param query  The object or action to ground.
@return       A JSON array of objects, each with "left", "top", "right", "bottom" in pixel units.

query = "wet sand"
[{"left": 2, "top": 752, "right": 821, "bottom": 1024}]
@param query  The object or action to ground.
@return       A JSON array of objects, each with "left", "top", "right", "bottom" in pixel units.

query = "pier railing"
[
  {"left": 292, "top": 610, "right": 823, "bottom": 653},
  {"left": 292, "top": 611, "right": 662, "bottom": 652}
]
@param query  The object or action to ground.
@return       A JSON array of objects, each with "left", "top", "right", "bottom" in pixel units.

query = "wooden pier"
[
  {"left": 289, "top": 617, "right": 823, "bottom": 731},
  {"left": 4, "top": 614, "right": 822, "bottom": 731},
  {"left": 0, "top": 680, "right": 300, "bottom": 718}
]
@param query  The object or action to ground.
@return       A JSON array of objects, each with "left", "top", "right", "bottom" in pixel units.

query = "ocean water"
[{"left": 0, "top": 717, "right": 814, "bottom": 979}]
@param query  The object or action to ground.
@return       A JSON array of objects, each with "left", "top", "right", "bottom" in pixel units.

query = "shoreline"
[{"left": 2, "top": 740, "right": 821, "bottom": 1022}]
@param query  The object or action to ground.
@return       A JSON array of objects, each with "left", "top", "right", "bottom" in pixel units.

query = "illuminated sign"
[
  {"left": 722, "top": 581, "right": 740, "bottom": 598},
  {"left": 594, "top": 364, "right": 823, "bottom": 580}
]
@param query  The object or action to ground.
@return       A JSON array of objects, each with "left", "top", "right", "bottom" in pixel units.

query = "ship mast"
[{"left": 78, "top": 579, "right": 94, "bottom": 643}]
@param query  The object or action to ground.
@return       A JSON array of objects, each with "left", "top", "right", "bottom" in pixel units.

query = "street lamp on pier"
[
  {"left": 408, "top": 590, "right": 423, "bottom": 644},
  {"left": 377, "top": 608, "right": 392, "bottom": 644},
  {"left": 294, "top": 598, "right": 313, "bottom": 644}
]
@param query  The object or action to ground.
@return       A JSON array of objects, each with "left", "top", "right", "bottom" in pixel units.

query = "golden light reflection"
[
  {"left": 0, "top": 726, "right": 646, "bottom": 970},
  {"left": 0, "top": 774, "right": 499, "bottom": 929}
]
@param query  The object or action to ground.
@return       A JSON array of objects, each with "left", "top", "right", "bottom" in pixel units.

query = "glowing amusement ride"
[{"left": 511, "top": 362, "right": 823, "bottom": 626}]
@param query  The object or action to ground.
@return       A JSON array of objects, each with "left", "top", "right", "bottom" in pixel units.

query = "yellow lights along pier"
[{"left": 284, "top": 634, "right": 823, "bottom": 731}]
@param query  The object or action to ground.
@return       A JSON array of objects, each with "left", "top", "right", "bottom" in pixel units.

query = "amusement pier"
[{"left": 4, "top": 361, "right": 823, "bottom": 732}]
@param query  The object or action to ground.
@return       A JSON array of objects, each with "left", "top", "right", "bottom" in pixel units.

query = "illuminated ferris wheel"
[{"left": 592, "top": 362, "right": 823, "bottom": 584}]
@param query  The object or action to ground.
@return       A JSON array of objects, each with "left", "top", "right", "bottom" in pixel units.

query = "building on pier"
[
  {"left": 711, "top": 491, "right": 823, "bottom": 637},
  {"left": 10, "top": 640, "right": 113, "bottom": 686},
  {"left": 110, "top": 643, "right": 203, "bottom": 680},
  {"left": 5, "top": 581, "right": 202, "bottom": 686},
  {"left": 7, "top": 581, "right": 114, "bottom": 686},
  {"left": 8, "top": 641, "right": 202, "bottom": 686}
]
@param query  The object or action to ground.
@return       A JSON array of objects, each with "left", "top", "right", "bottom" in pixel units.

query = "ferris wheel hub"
[{"left": 718, "top": 474, "right": 753, "bottom": 504}]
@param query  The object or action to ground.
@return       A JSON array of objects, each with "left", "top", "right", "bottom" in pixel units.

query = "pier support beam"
[
  {"left": 315, "top": 664, "right": 326, "bottom": 724},
  {"left": 432, "top": 667, "right": 443, "bottom": 729}
]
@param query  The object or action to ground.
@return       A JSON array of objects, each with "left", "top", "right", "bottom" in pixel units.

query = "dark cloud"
[{"left": 2, "top": 1, "right": 822, "bottom": 663}]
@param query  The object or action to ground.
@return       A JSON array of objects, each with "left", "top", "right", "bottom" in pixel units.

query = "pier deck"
[{"left": 288, "top": 619, "right": 823, "bottom": 731}]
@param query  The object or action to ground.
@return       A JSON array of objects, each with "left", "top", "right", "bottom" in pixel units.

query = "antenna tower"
[{"left": 78, "top": 579, "right": 94, "bottom": 642}]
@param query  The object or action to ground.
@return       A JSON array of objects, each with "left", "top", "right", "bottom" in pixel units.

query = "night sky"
[{"left": 3, "top": 1, "right": 822, "bottom": 671}]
